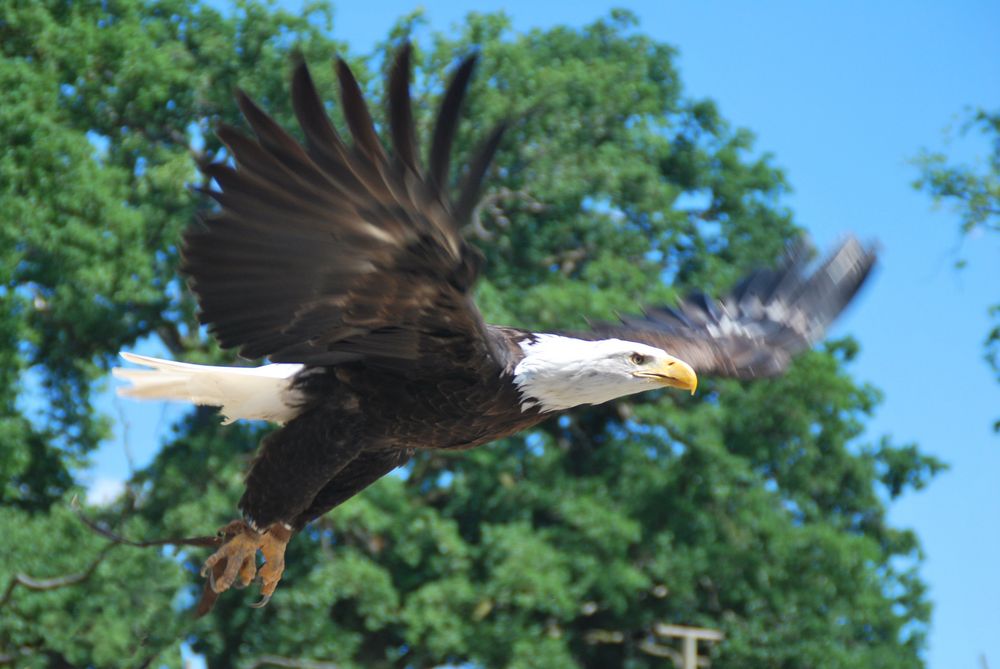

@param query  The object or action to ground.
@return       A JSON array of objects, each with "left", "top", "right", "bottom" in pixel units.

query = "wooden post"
[
  {"left": 653, "top": 624, "right": 724, "bottom": 669},
  {"left": 682, "top": 635, "right": 697, "bottom": 669}
]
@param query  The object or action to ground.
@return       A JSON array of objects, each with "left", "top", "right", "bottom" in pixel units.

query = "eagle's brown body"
[{"left": 245, "top": 330, "right": 545, "bottom": 532}]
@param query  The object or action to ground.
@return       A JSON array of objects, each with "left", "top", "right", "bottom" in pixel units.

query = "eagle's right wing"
[{"left": 581, "top": 238, "right": 877, "bottom": 378}]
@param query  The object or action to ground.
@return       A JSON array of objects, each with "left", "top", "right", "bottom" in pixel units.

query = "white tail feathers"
[{"left": 113, "top": 352, "right": 305, "bottom": 425}]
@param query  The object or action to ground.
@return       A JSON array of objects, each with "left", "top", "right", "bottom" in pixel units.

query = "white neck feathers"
[{"left": 511, "top": 334, "right": 662, "bottom": 412}]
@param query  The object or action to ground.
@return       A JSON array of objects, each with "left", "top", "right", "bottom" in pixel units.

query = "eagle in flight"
[{"left": 114, "top": 44, "right": 876, "bottom": 613}]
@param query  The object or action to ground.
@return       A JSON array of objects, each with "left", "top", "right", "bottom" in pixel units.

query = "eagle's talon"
[
  {"left": 194, "top": 519, "right": 291, "bottom": 613},
  {"left": 238, "top": 554, "right": 257, "bottom": 588},
  {"left": 249, "top": 593, "right": 272, "bottom": 609}
]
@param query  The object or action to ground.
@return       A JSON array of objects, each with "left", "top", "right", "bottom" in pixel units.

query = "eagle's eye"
[{"left": 630, "top": 352, "right": 648, "bottom": 365}]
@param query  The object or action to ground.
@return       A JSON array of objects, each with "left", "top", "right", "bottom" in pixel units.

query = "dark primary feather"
[
  {"left": 581, "top": 238, "right": 877, "bottom": 379},
  {"left": 335, "top": 57, "right": 386, "bottom": 163},
  {"left": 428, "top": 55, "right": 478, "bottom": 197},
  {"left": 388, "top": 44, "right": 419, "bottom": 174},
  {"left": 454, "top": 121, "right": 509, "bottom": 224},
  {"left": 181, "top": 46, "right": 508, "bottom": 370}
]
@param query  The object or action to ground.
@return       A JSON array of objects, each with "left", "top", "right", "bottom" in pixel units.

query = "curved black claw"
[{"left": 249, "top": 593, "right": 272, "bottom": 609}]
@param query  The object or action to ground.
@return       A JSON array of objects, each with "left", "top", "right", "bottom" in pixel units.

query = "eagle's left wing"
[
  {"left": 580, "top": 238, "right": 877, "bottom": 379},
  {"left": 181, "top": 46, "right": 507, "bottom": 371}
]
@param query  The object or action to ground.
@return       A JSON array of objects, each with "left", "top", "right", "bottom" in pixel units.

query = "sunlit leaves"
[{"left": 913, "top": 107, "right": 1000, "bottom": 397}]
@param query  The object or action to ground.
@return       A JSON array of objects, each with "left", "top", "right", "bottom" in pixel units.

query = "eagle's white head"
[{"left": 512, "top": 335, "right": 698, "bottom": 412}]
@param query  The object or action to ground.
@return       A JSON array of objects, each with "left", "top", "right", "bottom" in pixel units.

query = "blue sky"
[{"left": 89, "top": 2, "right": 1000, "bottom": 667}]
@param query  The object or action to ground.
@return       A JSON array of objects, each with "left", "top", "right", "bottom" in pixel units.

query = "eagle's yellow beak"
[{"left": 635, "top": 354, "right": 698, "bottom": 395}]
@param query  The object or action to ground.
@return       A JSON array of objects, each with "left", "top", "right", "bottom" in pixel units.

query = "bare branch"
[
  {"left": 156, "top": 323, "right": 188, "bottom": 357},
  {"left": 465, "top": 187, "right": 545, "bottom": 241},
  {"left": 71, "top": 497, "right": 221, "bottom": 550},
  {"left": 0, "top": 545, "right": 114, "bottom": 610},
  {"left": 540, "top": 247, "right": 588, "bottom": 276}
]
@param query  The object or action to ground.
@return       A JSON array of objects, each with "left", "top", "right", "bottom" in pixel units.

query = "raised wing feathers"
[
  {"left": 586, "top": 238, "right": 877, "bottom": 378},
  {"left": 388, "top": 43, "right": 419, "bottom": 174},
  {"left": 428, "top": 55, "right": 477, "bottom": 197},
  {"left": 181, "top": 46, "right": 507, "bottom": 368}
]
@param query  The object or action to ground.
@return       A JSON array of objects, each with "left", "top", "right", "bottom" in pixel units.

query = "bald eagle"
[{"left": 114, "top": 44, "right": 875, "bottom": 613}]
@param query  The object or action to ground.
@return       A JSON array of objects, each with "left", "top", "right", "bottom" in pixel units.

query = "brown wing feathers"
[
  {"left": 584, "top": 238, "right": 877, "bottom": 378},
  {"left": 181, "top": 45, "right": 507, "bottom": 366},
  {"left": 289, "top": 61, "right": 363, "bottom": 193},
  {"left": 335, "top": 58, "right": 388, "bottom": 164},
  {"left": 455, "top": 121, "right": 509, "bottom": 225},
  {"left": 428, "top": 55, "right": 478, "bottom": 197},
  {"left": 388, "top": 43, "right": 420, "bottom": 175}
]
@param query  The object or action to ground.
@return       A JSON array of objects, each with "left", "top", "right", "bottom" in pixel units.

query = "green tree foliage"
[
  {"left": 913, "top": 109, "right": 1000, "bottom": 396},
  {"left": 1, "top": 2, "right": 944, "bottom": 667}
]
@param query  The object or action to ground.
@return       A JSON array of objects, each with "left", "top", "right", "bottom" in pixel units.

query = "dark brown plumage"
[{"left": 117, "top": 44, "right": 877, "bottom": 611}]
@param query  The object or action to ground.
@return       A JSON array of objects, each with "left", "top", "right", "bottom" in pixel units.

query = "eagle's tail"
[{"left": 112, "top": 352, "right": 305, "bottom": 425}]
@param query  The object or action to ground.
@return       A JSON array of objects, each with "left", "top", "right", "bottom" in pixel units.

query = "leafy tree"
[
  {"left": 913, "top": 109, "right": 1000, "bottom": 399},
  {"left": 1, "top": 2, "right": 943, "bottom": 667}
]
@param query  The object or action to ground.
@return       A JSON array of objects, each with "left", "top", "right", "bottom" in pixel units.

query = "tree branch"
[
  {"left": 0, "top": 545, "right": 115, "bottom": 610},
  {"left": 465, "top": 187, "right": 545, "bottom": 241},
  {"left": 540, "top": 247, "right": 588, "bottom": 276},
  {"left": 155, "top": 322, "right": 188, "bottom": 357},
  {"left": 71, "top": 497, "right": 221, "bottom": 550}
]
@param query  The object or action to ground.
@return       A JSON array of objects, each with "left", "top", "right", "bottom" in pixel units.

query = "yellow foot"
[{"left": 194, "top": 520, "right": 292, "bottom": 616}]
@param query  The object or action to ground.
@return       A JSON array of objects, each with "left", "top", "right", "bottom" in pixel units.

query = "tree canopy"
[
  {"left": 1, "top": 2, "right": 944, "bottom": 667},
  {"left": 914, "top": 108, "right": 1000, "bottom": 403}
]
